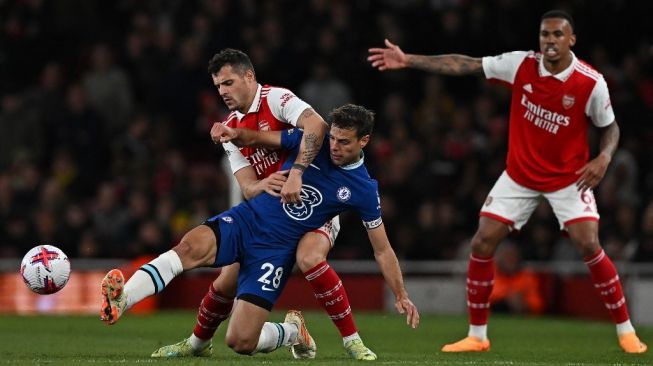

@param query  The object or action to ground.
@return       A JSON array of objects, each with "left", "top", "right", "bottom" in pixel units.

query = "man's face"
[
  {"left": 212, "top": 65, "right": 255, "bottom": 112},
  {"left": 539, "top": 18, "right": 576, "bottom": 63},
  {"left": 329, "top": 126, "right": 369, "bottom": 166}
]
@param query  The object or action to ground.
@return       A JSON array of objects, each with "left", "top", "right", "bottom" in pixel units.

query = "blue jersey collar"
[{"left": 339, "top": 152, "right": 365, "bottom": 170}]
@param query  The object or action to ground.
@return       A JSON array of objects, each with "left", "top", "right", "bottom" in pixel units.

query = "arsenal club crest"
[{"left": 562, "top": 94, "right": 575, "bottom": 109}]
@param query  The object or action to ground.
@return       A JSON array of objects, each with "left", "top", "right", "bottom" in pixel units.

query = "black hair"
[
  {"left": 207, "top": 48, "right": 255, "bottom": 77},
  {"left": 541, "top": 10, "right": 575, "bottom": 33},
  {"left": 329, "top": 104, "right": 375, "bottom": 138}
]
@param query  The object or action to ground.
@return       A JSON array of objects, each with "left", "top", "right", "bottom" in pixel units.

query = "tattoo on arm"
[
  {"left": 409, "top": 54, "right": 483, "bottom": 75},
  {"left": 599, "top": 121, "right": 620, "bottom": 158},
  {"left": 293, "top": 107, "right": 326, "bottom": 169},
  {"left": 297, "top": 108, "right": 328, "bottom": 127},
  {"left": 300, "top": 133, "right": 320, "bottom": 166},
  {"left": 297, "top": 108, "right": 315, "bottom": 127}
]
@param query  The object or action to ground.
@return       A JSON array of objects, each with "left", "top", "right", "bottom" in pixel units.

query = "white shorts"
[
  {"left": 480, "top": 171, "right": 600, "bottom": 230},
  {"left": 311, "top": 215, "right": 341, "bottom": 247}
]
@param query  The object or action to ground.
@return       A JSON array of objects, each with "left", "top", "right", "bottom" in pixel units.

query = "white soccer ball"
[{"left": 20, "top": 245, "right": 71, "bottom": 295}]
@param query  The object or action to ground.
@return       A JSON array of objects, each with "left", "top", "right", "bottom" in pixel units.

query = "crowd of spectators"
[{"left": 1, "top": 0, "right": 652, "bottom": 263}]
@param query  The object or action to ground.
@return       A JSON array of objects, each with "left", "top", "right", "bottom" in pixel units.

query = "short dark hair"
[
  {"left": 541, "top": 10, "right": 575, "bottom": 33},
  {"left": 207, "top": 48, "right": 255, "bottom": 77},
  {"left": 329, "top": 104, "right": 375, "bottom": 138}
]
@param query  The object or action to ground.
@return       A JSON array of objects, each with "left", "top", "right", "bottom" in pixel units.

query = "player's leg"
[
  {"left": 225, "top": 300, "right": 314, "bottom": 357},
  {"left": 191, "top": 263, "right": 239, "bottom": 346},
  {"left": 442, "top": 172, "right": 538, "bottom": 352},
  {"left": 566, "top": 221, "right": 647, "bottom": 353},
  {"left": 101, "top": 224, "right": 218, "bottom": 325},
  {"left": 548, "top": 185, "right": 646, "bottom": 353},
  {"left": 225, "top": 251, "right": 316, "bottom": 357},
  {"left": 151, "top": 263, "right": 239, "bottom": 358},
  {"left": 296, "top": 217, "right": 375, "bottom": 360},
  {"left": 441, "top": 216, "right": 508, "bottom": 352}
]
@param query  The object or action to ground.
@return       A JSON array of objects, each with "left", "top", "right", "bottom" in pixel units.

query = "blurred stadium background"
[{"left": 1, "top": 0, "right": 653, "bottom": 329}]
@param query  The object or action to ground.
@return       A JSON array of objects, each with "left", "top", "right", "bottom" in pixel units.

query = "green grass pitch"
[{"left": 1, "top": 311, "right": 651, "bottom": 365}]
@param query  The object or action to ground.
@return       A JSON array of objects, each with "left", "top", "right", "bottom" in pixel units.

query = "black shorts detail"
[
  {"left": 238, "top": 293, "right": 273, "bottom": 311},
  {"left": 201, "top": 220, "right": 221, "bottom": 258}
]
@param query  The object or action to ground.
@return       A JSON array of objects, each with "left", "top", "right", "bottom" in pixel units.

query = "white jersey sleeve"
[
  {"left": 482, "top": 51, "right": 529, "bottom": 84},
  {"left": 266, "top": 87, "right": 312, "bottom": 127},
  {"left": 222, "top": 142, "right": 250, "bottom": 174},
  {"left": 585, "top": 76, "right": 615, "bottom": 128}
]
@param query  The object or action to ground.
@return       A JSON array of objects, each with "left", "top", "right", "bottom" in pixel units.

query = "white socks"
[
  {"left": 342, "top": 332, "right": 361, "bottom": 345},
  {"left": 254, "top": 322, "right": 298, "bottom": 354},
  {"left": 468, "top": 324, "right": 488, "bottom": 341},
  {"left": 189, "top": 334, "right": 211, "bottom": 350},
  {"left": 616, "top": 319, "right": 635, "bottom": 336},
  {"left": 124, "top": 250, "right": 184, "bottom": 309}
]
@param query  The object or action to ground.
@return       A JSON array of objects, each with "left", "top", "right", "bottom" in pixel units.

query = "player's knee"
[
  {"left": 214, "top": 276, "right": 237, "bottom": 298},
  {"left": 225, "top": 333, "right": 257, "bottom": 355},
  {"left": 296, "top": 233, "right": 330, "bottom": 272},
  {"left": 470, "top": 232, "right": 500, "bottom": 257},
  {"left": 173, "top": 238, "right": 211, "bottom": 269},
  {"left": 574, "top": 238, "right": 601, "bottom": 257},
  {"left": 297, "top": 251, "right": 326, "bottom": 272}
]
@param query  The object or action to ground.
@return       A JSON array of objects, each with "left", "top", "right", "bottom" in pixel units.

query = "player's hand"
[
  {"left": 280, "top": 170, "right": 303, "bottom": 204},
  {"left": 210, "top": 122, "right": 237, "bottom": 144},
  {"left": 395, "top": 296, "right": 420, "bottom": 329},
  {"left": 260, "top": 170, "right": 288, "bottom": 197},
  {"left": 367, "top": 39, "right": 408, "bottom": 71},
  {"left": 575, "top": 152, "right": 611, "bottom": 192}
]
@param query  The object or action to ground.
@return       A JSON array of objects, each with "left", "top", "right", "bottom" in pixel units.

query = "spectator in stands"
[{"left": 490, "top": 242, "right": 545, "bottom": 315}]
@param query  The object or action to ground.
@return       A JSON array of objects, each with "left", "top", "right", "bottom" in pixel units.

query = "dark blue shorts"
[{"left": 204, "top": 209, "right": 296, "bottom": 311}]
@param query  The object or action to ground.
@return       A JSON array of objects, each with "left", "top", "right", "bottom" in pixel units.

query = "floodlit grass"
[{"left": 0, "top": 311, "right": 651, "bottom": 365}]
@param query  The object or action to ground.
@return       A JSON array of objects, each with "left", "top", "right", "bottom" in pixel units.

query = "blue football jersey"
[
  {"left": 231, "top": 128, "right": 381, "bottom": 249},
  {"left": 206, "top": 129, "right": 381, "bottom": 307}
]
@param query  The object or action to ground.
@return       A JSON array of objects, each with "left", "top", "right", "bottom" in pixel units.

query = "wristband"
[{"left": 291, "top": 163, "right": 307, "bottom": 172}]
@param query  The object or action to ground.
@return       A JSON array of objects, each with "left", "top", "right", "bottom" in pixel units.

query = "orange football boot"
[
  {"left": 441, "top": 336, "right": 490, "bottom": 352},
  {"left": 619, "top": 332, "right": 647, "bottom": 353}
]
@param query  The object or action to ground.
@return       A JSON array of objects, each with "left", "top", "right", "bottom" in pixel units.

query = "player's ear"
[
  {"left": 359, "top": 135, "right": 370, "bottom": 148},
  {"left": 244, "top": 69, "right": 255, "bottom": 82},
  {"left": 569, "top": 34, "right": 576, "bottom": 47}
]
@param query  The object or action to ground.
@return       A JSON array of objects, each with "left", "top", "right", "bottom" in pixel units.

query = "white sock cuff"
[
  {"left": 616, "top": 319, "right": 635, "bottom": 336},
  {"left": 468, "top": 324, "right": 488, "bottom": 341},
  {"left": 342, "top": 332, "right": 361, "bottom": 344},
  {"left": 160, "top": 250, "right": 184, "bottom": 275},
  {"left": 255, "top": 322, "right": 296, "bottom": 354},
  {"left": 189, "top": 333, "right": 211, "bottom": 350}
]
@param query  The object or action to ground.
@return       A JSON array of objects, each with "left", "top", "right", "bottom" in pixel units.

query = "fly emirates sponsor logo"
[
  {"left": 247, "top": 148, "right": 281, "bottom": 176},
  {"left": 521, "top": 94, "right": 570, "bottom": 135}
]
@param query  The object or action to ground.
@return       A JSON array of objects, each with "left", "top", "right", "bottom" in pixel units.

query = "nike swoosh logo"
[{"left": 262, "top": 285, "right": 276, "bottom": 292}]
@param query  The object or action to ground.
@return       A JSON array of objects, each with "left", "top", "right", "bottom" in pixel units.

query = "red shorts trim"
[
  {"left": 310, "top": 229, "right": 333, "bottom": 246},
  {"left": 479, "top": 212, "right": 515, "bottom": 227},
  {"left": 564, "top": 216, "right": 599, "bottom": 227}
]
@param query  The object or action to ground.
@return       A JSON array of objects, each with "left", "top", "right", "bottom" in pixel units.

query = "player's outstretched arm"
[
  {"left": 211, "top": 122, "right": 282, "bottom": 148},
  {"left": 367, "top": 222, "right": 420, "bottom": 329},
  {"left": 368, "top": 38, "right": 483, "bottom": 76}
]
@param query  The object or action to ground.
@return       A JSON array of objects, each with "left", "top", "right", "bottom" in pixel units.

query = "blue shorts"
[{"left": 204, "top": 208, "right": 296, "bottom": 311}]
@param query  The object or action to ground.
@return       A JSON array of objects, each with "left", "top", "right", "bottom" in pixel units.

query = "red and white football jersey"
[
  {"left": 222, "top": 84, "right": 311, "bottom": 178},
  {"left": 482, "top": 51, "right": 614, "bottom": 192}
]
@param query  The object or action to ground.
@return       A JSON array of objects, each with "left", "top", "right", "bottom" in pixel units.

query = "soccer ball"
[{"left": 20, "top": 245, "right": 71, "bottom": 295}]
